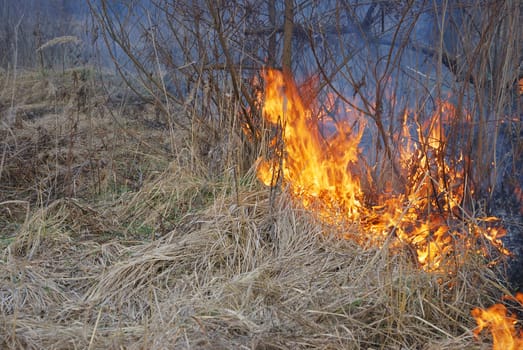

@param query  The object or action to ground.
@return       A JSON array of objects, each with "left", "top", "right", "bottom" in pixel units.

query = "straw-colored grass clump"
[{"left": 0, "top": 71, "right": 510, "bottom": 349}]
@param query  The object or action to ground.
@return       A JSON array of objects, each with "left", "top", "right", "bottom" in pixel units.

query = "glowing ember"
[
  {"left": 472, "top": 293, "right": 523, "bottom": 350},
  {"left": 256, "top": 68, "right": 508, "bottom": 272}
]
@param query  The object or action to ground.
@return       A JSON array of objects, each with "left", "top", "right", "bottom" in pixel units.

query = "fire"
[
  {"left": 258, "top": 69, "right": 364, "bottom": 221},
  {"left": 472, "top": 293, "right": 523, "bottom": 350},
  {"left": 255, "top": 68, "right": 508, "bottom": 272}
]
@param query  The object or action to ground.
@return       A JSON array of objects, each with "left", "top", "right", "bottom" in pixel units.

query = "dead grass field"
[{"left": 0, "top": 69, "right": 514, "bottom": 349}]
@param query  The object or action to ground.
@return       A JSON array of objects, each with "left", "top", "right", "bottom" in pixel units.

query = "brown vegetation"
[
  {"left": 1, "top": 1, "right": 522, "bottom": 349},
  {"left": 0, "top": 64, "right": 514, "bottom": 350}
]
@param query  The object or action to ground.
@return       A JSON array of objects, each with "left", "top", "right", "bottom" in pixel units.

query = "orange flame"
[
  {"left": 256, "top": 68, "right": 508, "bottom": 272},
  {"left": 472, "top": 293, "right": 523, "bottom": 350},
  {"left": 258, "top": 68, "right": 364, "bottom": 221}
]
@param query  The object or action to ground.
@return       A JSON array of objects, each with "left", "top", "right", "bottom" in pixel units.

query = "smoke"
[{"left": 0, "top": 0, "right": 93, "bottom": 69}]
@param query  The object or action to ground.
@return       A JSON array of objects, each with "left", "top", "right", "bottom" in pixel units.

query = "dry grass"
[{"left": 0, "top": 70, "right": 512, "bottom": 350}]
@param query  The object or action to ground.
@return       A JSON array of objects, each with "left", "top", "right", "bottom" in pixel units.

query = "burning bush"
[{"left": 255, "top": 68, "right": 509, "bottom": 273}]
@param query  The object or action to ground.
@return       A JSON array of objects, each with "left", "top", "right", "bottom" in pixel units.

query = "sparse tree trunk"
[
  {"left": 268, "top": 0, "right": 276, "bottom": 67},
  {"left": 282, "top": 0, "right": 293, "bottom": 74},
  {"left": 34, "top": 18, "right": 45, "bottom": 74}
]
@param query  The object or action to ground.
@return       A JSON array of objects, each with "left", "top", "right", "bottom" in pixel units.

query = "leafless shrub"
[{"left": 89, "top": 1, "right": 522, "bottom": 211}]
